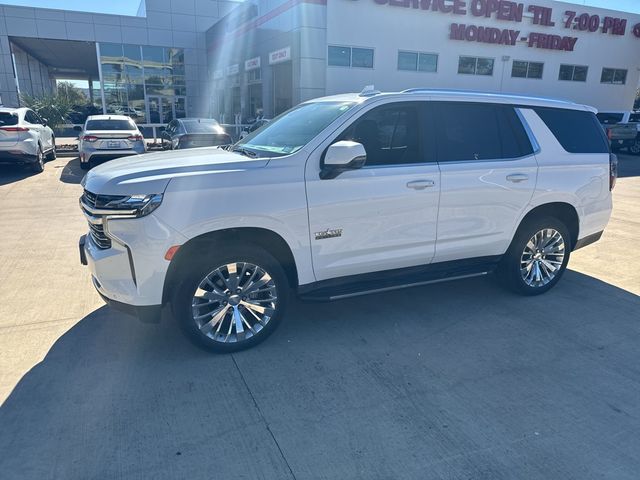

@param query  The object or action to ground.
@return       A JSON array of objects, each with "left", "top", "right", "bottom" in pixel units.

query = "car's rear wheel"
[
  {"left": 46, "top": 138, "right": 57, "bottom": 160},
  {"left": 498, "top": 217, "right": 571, "bottom": 296},
  {"left": 173, "top": 245, "right": 289, "bottom": 353},
  {"left": 30, "top": 145, "right": 44, "bottom": 173},
  {"left": 629, "top": 138, "right": 640, "bottom": 156}
]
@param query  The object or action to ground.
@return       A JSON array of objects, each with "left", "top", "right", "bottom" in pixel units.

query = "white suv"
[
  {"left": 0, "top": 107, "right": 56, "bottom": 173},
  {"left": 79, "top": 89, "right": 615, "bottom": 352}
]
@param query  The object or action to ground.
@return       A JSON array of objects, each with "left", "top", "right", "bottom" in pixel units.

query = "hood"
[{"left": 82, "top": 147, "right": 269, "bottom": 195}]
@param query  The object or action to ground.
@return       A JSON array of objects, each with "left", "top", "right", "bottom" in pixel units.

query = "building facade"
[
  {"left": 0, "top": 0, "right": 639, "bottom": 127},
  {"left": 207, "top": 0, "right": 640, "bottom": 123},
  {"left": 0, "top": 0, "right": 241, "bottom": 125}
]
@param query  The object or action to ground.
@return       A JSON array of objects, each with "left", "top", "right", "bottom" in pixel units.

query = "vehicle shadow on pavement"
[
  {"left": 0, "top": 164, "right": 38, "bottom": 186},
  {"left": 1, "top": 271, "right": 639, "bottom": 479},
  {"left": 59, "top": 157, "right": 86, "bottom": 185}
]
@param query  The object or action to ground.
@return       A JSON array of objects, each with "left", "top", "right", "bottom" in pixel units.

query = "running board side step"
[{"left": 297, "top": 256, "right": 500, "bottom": 302}]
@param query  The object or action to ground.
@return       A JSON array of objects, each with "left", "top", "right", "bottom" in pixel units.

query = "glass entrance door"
[{"left": 147, "top": 95, "right": 185, "bottom": 124}]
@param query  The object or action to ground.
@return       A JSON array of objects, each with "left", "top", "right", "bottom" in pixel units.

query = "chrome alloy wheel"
[
  {"left": 520, "top": 228, "right": 566, "bottom": 288},
  {"left": 191, "top": 262, "right": 278, "bottom": 343}
]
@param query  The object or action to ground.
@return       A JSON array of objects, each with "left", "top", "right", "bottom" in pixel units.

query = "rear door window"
[
  {"left": 0, "top": 112, "right": 18, "bottom": 126},
  {"left": 434, "top": 102, "right": 533, "bottom": 162},
  {"left": 534, "top": 107, "right": 609, "bottom": 154},
  {"left": 628, "top": 113, "right": 640, "bottom": 123}
]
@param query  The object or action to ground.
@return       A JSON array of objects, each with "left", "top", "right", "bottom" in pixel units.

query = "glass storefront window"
[{"left": 99, "top": 43, "right": 186, "bottom": 125}]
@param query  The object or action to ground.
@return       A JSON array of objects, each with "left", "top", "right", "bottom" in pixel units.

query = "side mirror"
[
  {"left": 320, "top": 141, "right": 367, "bottom": 180},
  {"left": 73, "top": 125, "right": 82, "bottom": 132}
]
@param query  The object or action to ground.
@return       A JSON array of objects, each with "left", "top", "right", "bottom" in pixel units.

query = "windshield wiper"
[{"left": 232, "top": 146, "right": 257, "bottom": 158}]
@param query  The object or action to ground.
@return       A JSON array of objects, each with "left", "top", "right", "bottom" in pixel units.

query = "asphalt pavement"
[{"left": 0, "top": 155, "right": 639, "bottom": 479}]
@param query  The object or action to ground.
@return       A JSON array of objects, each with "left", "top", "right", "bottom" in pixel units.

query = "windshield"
[
  {"left": 236, "top": 101, "right": 356, "bottom": 157},
  {"left": 86, "top": 119, "right": 137, "bottom": 131}
]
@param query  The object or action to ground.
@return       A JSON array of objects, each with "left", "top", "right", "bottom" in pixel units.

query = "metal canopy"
[{"left": 9, "top": 37, "right": 99, "bottom": 78}]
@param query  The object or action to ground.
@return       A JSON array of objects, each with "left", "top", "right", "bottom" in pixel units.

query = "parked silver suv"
[
  {"left": 0, "top": 107, "right": 56, "bottom": 173},
  {"left": 77, "top": 115, "right": 146, "bottom": 170}
]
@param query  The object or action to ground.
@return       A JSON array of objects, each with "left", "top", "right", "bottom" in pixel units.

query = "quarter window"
[
  {"left": 559, "top": 64, "right": 588, "bottom": 82},
  {"left": 434, "top": 103, "right": 533, "bottom": 162},
  {"left": 458, "top": 56, "right": 494, "bottom": 76},
  {"left": 533, "top": 107, "right": 609, "bottom": 154},
  {"left": 601, "top": 68, "right": 627, "bottom": 85},
  {"left": 328, "top": 46, "right": 374, "bottom": 69},
  {"left": 398, "top": 51, "right": 438, "bottom": 73},
  {"left": 340, "top": 103, "right": 422, "bottom": 167},
  {"left": 512, "top": 61, "right": 544, "bottom": 79}
]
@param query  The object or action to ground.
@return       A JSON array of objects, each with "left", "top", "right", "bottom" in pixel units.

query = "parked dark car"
[{"left": 160, "top": 118, "right": 232, "bottom": 150}]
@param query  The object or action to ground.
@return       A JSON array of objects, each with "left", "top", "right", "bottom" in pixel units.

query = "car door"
[
  {"left": 305, "top": 101, "right": 441, "bottom": 281},
  {"left": 25, "top": 110, "right": 51, "bottom": 150},
  {"left": 34, "top": 111, "right": 53, "bottom": 149},
  {"left": 432, "top": 101, "right": 538, "bottom": 263}
]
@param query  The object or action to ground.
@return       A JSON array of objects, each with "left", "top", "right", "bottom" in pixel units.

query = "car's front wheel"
[
  {"left": 498, "top": 217, "right": 571, "bottom": 296},
  {"left": 173, "top": 245, "right": 289, "bottom": 353}
]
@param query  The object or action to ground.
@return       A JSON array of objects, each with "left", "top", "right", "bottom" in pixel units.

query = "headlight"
[{"left": 103, "top": 193, "right": 163, "bottom": 217}]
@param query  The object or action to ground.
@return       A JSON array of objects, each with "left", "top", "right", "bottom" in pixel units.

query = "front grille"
[
  {"left": 88, "top": 222, "right": 111, "bottom": 249},
  {"left": 81, "top": 189, "right": 128, "bottom": 209}
]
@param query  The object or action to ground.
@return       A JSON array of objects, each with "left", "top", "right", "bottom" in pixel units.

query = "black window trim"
[
  {"left": 397, "top": 50, "right": 439, "bottom": 73},
  {"left": 458, "top": 56, "right": 495, "bottom": 76},
  {"left": 431, "top": 101, "right": 537, "bottom": 164},
  {"left": 327, "top": 45, "right": 375, "bottom": 69},
  {"left": 558, "top": 64, "right": 588, "bottom": 82},
  {"left": 511, "top": 60, "right": 544, "bottom": 80},
  {"left": 600, "top": 67, "right": 628, "bottom": 85}
]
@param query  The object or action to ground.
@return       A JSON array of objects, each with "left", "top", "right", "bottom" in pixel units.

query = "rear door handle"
[
  {"left": 406, "top": 180, "right": 435, "bottom": 190},
  {"left": 506, "top": 173, "right": 529, "bottom": 183}
]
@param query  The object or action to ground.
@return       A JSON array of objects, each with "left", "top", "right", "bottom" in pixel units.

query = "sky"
[{"left": 1, "top": 0, "right": 640, "bottom": 15}]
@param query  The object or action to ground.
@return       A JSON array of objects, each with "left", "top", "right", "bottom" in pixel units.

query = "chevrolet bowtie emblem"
[{"left": 315, "top": 228, "right": 343, "bottom": 240}]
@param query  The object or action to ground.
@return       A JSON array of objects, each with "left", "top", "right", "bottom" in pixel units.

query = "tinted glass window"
[
  {"left": 328, "top": 46, "right": 350, "bottom": 67},
  {"left": 398, "top": 51, "right": 418, "bottom": 71},
  {"left": 418, "top": 53, "right": 438, "bottom": 72},
  {"left": 25, "top": 111, "right": 39, "bottom": 124},
  {"left": 0, "top": 112, "right": 18, "bottom": 126},
  {"left": 629, "top": 113, "right": 640, "bottom": 123},
  {"left": 435, "top": 103, "right": 502, "bottom": 161},
  {"left": 596, "top": 113, "right": 624, "bottom": 124},
  {"left": 340, "top": 104, "right": 421, "bottom": 166},
  {"left": 496, "top": 106, "right": 534, "bottom": 158},
  {"left": 86, "top": 119, "right": 137, "bottom": 130},
  {"left": 534, "top": 107, "right": 609, "bottom": 154},
  {"left": 351, "top": 48, "right": 374, "bottom": 68}
]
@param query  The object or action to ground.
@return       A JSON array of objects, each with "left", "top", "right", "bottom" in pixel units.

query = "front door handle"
[
  {"left": 406, "top": 180, "right": 435, "bottom": 190},
  {"left": 506, "top": 173, "right": 529, "bottom": 183}
]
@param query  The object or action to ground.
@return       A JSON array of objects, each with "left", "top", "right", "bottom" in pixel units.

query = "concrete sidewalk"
[{"left": 1, "top": 156, "right": 639, "bottom": 479}]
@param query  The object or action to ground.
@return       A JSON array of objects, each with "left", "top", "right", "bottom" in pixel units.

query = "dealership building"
[{"left": 0, "top": 0, "right": 639, "bottom": 128}]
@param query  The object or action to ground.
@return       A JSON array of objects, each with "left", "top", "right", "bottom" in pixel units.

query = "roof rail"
[{"left": 401, "top": 88, "right": 575, "bottom": 104}]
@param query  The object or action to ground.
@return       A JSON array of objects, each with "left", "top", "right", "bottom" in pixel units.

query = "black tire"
[
  {"left": 46, "top": 138, "right": 57, "bottom": 160},
  {"left": 497, "top": 216, "right": 571, "bottom": 296},
  {"left": 172, "top": 244, "right": 290, "bottom": 353},
  {"left": 629, "top": 138, "right": 640, "bottom": 156},
  {"left": 30, "top": 145, "right": 44, "bottom": 173}
]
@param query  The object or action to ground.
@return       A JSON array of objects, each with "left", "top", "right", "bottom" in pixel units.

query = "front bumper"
[{"left": 79, "top": 209, "right": 187, "bottom": 311}]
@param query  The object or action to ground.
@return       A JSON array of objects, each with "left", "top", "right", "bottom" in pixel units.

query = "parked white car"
[
  {"left": 0, "top": 107, "right": 56, "bottom": 173},
  {"left": 79, "top": 89, "right": 615, "bottom": 352},
  {"left": 76, "top": 115, "right": 146, "bottom": 170}
]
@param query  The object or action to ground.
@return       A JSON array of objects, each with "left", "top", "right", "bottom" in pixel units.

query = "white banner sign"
[
  {"left": 245, "top": 56, "right": 261, "bottom": 70},
  {"left": 226, "top": 64, "right": 240, "bottom": 76},
  {"left": 269, "top": 46, "right": 291, "bottom": 65}
]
